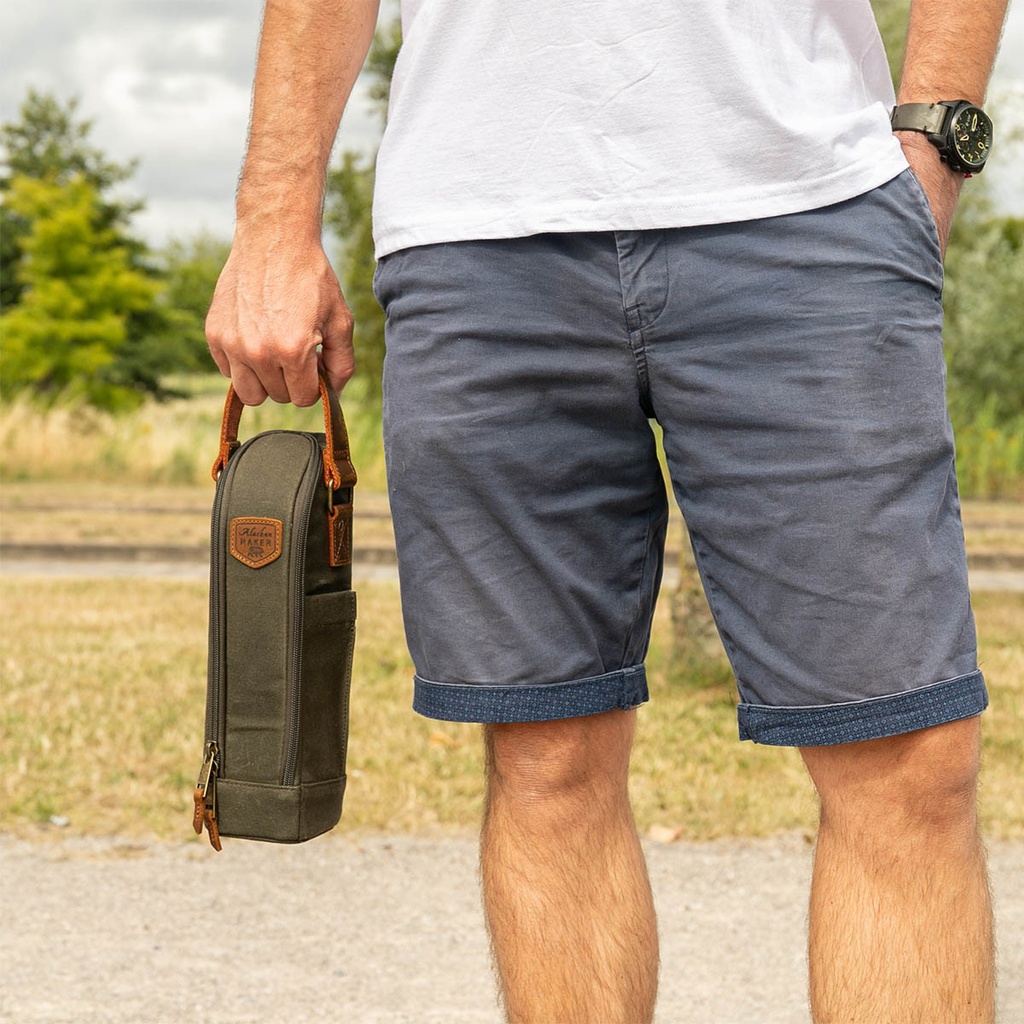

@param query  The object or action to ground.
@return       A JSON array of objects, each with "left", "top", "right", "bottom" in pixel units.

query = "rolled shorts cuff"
[
  {"left": 737, "top": 670, "right": 988, "bottom": 747},
  {"left": 412, "top": 665, "right": 650, "bottom": 723}
]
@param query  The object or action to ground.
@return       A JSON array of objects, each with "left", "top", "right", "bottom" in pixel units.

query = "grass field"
[
  {"left": 0, "top": 378, "right": 391, "bottom": 493},
  {"left": 1, "top": 575, "right": 1021, "bottom": 842}
]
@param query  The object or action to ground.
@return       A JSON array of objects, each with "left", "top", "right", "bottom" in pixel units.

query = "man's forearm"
[
  {"left": 899, "top": 0, "right": 1009, "bottom": 104},
  {"left": 236, "top": 0, "right": 380, "bottom": 239},
  {"left": 205, "top": 0, "right": 380, "bottom": 406},
  {"left": 892, "top": 0, "right": 1009, "bottom": 255}
]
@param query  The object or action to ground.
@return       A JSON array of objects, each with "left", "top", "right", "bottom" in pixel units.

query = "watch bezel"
[{"left": 942, "top": 102, "right": 993, "bottom": 172}]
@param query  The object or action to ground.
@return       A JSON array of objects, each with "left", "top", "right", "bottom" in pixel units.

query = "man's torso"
[{"left": 372, "top": 0, "right": 909, "bottom": 257}]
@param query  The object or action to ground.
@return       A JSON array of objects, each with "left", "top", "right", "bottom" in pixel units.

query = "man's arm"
[
  {"left": 206, "top": 0, "right": 380, "bottom": 407},
  {"left": 895, "top": 0, "right": 1009, "bottom": 255}
]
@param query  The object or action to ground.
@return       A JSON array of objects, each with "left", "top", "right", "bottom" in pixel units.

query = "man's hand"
[
  {"left": 894, "top": 132, "right": 964, "bottom": 257},
  {"left": 204, "top": 0, "right": 378, "bottom": 407},
  {"left": 206, "top": 235, "right": 355, "bottom": 407}
]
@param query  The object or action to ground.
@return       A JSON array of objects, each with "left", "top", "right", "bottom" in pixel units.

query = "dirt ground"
[{"left": 0, "top": 831, "right": 1020, "bottom": 1024}]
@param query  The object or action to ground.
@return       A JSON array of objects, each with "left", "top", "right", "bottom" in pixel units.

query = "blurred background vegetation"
[{"left": 1, "top": 2, "right": 1021, "bottom": 496}]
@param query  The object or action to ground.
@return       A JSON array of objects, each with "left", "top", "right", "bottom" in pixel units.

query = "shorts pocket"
[{"left": 897, "top": 168, "right": 945, "bottom": 291}]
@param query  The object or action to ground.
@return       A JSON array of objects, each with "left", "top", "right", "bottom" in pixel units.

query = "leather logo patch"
[{"left": 230, "top": 517, "right": 283, "bottom": 569}]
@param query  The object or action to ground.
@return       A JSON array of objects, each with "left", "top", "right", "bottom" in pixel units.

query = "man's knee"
[
  {"left": 485, "top": 709, "right": 636, "bottom": 810},
  {"left": 801, "top": 716, "right": 982, "bottom": 839}
]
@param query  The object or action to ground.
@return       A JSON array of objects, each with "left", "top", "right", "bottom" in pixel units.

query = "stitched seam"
[
  {"left": 618, "top": 491, "right": 667, "bottom": 670},
  {"left": 414, "top": 666, "right": 646, "bottom": 692},
  {"left": 627, "top": 322, "right": 652, "bottom": 407},
  {"left": 615, "top": 233, "right": 654, "bottom": 412},
  {"left": 736, "top": 670, "right": 984, "bottom": 714},
  {"left": 686, "top": 530, "right": 739, "bottom": 667}
]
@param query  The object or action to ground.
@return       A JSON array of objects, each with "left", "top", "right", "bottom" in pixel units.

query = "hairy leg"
[
  {"left": 480, "top": 709, "right": 658, "bottom": 1024},
  {"left": 801, "top": 716, "right": 994, "bottom": 1024}
]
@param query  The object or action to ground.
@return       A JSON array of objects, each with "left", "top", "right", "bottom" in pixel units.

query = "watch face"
[{"left": 950, "top": 105, "right": 993, "bottom": 169}]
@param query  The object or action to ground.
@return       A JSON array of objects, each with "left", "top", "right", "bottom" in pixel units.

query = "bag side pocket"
[{"left": 299, "top": 589, "right": 357, "bottom": 783}]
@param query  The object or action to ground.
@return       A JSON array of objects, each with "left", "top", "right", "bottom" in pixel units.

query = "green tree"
[
  {"left": 871, "top": 0, "right": 910, "bottom": 83},
  {"left": 1, "top": 90, "right": 211, "bottom": 408},
  {"left": 326, "top": 150, "right": 385, "bottom": 402},
  {"left": 944, "top": 216, "right": 1024, "bottom": 423},
  {"left": 0, "top": 174, "right": 179, "bottom": 411},
  {"left": 323, "top": 19, "right": 401, "bottom": 407},
  {"left": 155, "top": 233, "right": 232, "bottom": 372},
  {"left": 1, "top": 89, "right": 142, "bottom": 310}
]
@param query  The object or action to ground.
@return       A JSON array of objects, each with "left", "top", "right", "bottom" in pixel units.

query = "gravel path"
[{"left": 1, "top": 832, "right": 1021, "bottom": 1023}]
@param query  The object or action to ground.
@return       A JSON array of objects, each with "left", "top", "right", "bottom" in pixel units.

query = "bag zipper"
[
  {"left": 281, "top": 435, "right": 321, "bottom": 787},
  {"left": 205, "top": 432, "right": 256, "bottom": 748},
  {"left": 205, "top": 457, "right": 231, "bottom": 745},
  {"left": 192, "top": 739, "right": 221, "bottom": 851},
  {"left": 195, "top": 439, "right": 242, "bottom": 850}
]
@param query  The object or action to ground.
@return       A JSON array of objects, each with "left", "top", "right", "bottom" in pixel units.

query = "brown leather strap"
[
  {"left": 211, "top": 374, "right": 357, "bottom": 490},
  {"left": 317, "top": 377, "right": 358, "bottom": 490},
  {"left": 192, "top": 787, "right": 206, "bottom": 835},
  {"left": 203, "top": 806, "right": 223, "bottom": 852}
]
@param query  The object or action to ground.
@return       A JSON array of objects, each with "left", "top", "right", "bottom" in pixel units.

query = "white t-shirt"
[{"left": 371, "top": 0, "right": 909, "bottom": 258}]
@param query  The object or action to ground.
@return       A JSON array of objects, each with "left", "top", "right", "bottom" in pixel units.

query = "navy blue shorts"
[{"left": 374, "top": 170, "right": 987, "bottom": 746}]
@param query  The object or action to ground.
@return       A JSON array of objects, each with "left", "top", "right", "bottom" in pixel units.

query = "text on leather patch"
[{"left": 230, "top": 517, "right": 283, "bottom": 568}]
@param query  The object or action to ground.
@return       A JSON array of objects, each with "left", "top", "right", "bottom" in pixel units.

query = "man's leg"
[
  {"left": 481, "top": 709, "right": 658, "bottom": 1024},
  {"left": 801, "top": 716, "right": 994, "bottom": 1024}
]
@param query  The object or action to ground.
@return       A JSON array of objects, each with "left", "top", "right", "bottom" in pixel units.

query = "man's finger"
[
  {"left": 281, "top": 348, "right": 322, "bottom": 407},
  {"left": 319, "top": 338, "right": 356, "bottom": 396},
  {"left": 226, "top": 363, "right": 270, "bottom": 407},
  {"left": 317, "top": 306, "right": 357, "bottom": 394}
]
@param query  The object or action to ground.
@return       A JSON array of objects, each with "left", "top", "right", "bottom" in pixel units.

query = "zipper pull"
[
  {"left": 192, "top": 742, "right": 222, "bottom": 851},
  {"left": 192, "top": 741, "right": 217, "bottom": 832}
]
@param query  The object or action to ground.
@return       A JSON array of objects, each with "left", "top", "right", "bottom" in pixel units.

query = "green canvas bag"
[{"left": 193, "top": 377, "right": 357, "bottom": 850}]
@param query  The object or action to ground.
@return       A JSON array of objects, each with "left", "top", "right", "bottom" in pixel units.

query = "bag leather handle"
[{"left": 211, "top": 374, "right": 358, "bottom": 490}]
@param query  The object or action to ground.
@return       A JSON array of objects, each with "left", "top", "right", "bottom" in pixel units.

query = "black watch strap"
[{"left": 890, "top": 103, "right": 949, "bottom": 134}]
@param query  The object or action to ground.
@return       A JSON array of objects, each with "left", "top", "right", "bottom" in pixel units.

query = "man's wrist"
[
  {"left": 234, "top": 188, "right": 326, "bottom": 244},
  {"left": 894, "top": 129, "right": 944, "bottom": 161},
  {"left": 895, "top": 130, "right": 963, "bottom": 182}
]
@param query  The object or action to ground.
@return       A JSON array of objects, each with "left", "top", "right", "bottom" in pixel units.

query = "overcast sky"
[{"left": 2, "top": 0, "right": 1022, "bottom": 249}]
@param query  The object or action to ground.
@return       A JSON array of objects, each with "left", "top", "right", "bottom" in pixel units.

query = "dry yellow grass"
[
  {"left": 0, "top": 378, "right": 389, "bottom": 493},
  {"left": 0, "top": 577, "right": 209, "bottom": 835},
  {"left": 634, "top": 599, "right": 818, "bottom": 840},
  {"left": 973, "top": 593, "right": 1024, "bottom": 838},
  {"left": 0, "top": 577, "right": 486, "bottom": 838},
  {"left": 1, "top": 575, "right": 1020, "bottom": 842}
]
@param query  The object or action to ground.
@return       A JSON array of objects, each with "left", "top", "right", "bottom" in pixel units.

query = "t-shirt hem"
[{"left": 373, "top": 149, "right": 910, "bottom": 259}]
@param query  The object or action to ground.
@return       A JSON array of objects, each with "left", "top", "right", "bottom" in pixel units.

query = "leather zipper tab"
[{"left": 193, "top": 742, "right": 222, "bottom": 851}]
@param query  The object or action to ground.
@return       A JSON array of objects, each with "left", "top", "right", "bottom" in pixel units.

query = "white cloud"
[{"left": 0, "top": 1, "right": 388, "bottom": 246}]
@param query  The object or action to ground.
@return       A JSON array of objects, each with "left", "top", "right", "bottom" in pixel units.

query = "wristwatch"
[{"left": 890, "top": 100, "right": 993, "bottom": 174}]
